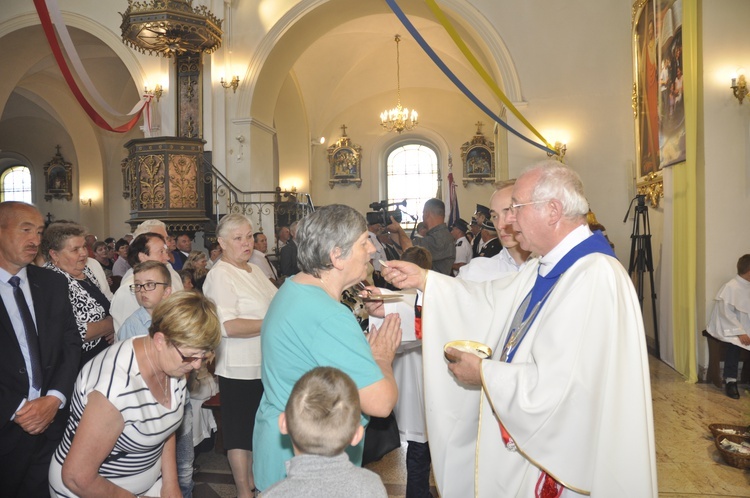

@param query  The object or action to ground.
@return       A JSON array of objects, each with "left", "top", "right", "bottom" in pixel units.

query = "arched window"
[
  {"left": 0, "top": 166, "right": 32, "bottom": 203},
  {"left": 386, "top": 143, "right": 439, "bottom": 229}
]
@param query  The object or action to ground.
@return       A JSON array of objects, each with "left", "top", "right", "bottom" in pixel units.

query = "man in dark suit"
[
  {"left": 0, "top": 201, "right": 81, "bottom": 497},
  {"left": 171, "top": 232, "right": 192, "bottom": 270},
  {"left": 476, "top": 220, "right": 502, "bottom": 259},
  {"left": 280, "top": 221, "right": 300, "bottom": 277}
]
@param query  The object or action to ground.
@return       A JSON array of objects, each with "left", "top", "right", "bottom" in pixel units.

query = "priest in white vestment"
[{"left": 382, "top": 161, "right": 657, "bottom": 498}]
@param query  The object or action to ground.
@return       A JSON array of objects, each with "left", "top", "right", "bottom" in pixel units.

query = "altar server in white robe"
[
  {"left": 382, "top": 161, "right": 657, "bottom": 498},
  {"left": 705, "top": 253, "right": 750, "bottom": 399}
]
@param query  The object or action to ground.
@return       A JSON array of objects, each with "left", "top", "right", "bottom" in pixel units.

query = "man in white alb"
[
  {"left": 383, "top": 161, "right": 657, "bottom": 498},
  {"left": 705, "top": 254, "right": 750, "bottom": 399},
  {"left": 457, "top": 180, "right": 531, "bottom": 282}
]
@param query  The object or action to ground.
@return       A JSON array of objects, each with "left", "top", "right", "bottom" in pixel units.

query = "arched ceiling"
[
  {"left": 290, "top": 13, "right": 499, "bottom": 137},
  {"left": 248, "top": 0, "right": 509, "bottom": 130},
  {"left": 0, "top": 25, "right": 139, "bottom": 127}
]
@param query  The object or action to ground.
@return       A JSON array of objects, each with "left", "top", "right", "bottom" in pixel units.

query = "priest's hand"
[
  {"left": 381, "top": 260, "right": 427, "bottom": 291},
  {"left": 446, "top": 348, "right": 483, "bottom": 386},
  {"left": 739, "top": 334, "right": 750, "bottom": 346}
]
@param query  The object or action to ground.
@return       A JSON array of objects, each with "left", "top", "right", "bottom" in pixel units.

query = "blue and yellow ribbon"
[
  {"left": 385, "top": 0, "right": 556, "bottom": 155},
  {"left": 424, "top": 0, "right": 552, "bottom": 149}
]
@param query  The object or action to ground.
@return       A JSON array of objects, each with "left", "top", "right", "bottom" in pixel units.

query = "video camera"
[{"left": 366, "top": 200, "right": 405, "bottom": 226}]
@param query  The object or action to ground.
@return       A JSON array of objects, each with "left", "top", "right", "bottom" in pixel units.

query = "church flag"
[{"left": 447, "top": 156, "right": 460, "bottom": 228}]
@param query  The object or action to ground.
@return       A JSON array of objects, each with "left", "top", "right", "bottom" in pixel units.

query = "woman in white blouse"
[{"left": 203, "top": 214, "right": 277, "bottom": 498}]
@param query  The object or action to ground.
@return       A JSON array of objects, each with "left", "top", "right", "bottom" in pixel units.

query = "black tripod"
[{"left": 623, "top": 195, "right": 660, "bottom": 358}]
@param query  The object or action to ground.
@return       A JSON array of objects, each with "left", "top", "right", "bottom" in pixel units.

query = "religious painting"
[
  {"left": 633, "top": 0, "right": 682, "bottom": 207},
  {"left": 44, "top": 145, "right": 73, "bottom": 201},
  {"left": 633, "top": 0, "right": 660, "bottom": 180},
  {"left": 327, "top": 125, "right": 362, "bottom": 188},
  {"left": 460, "top": 121, "right": 495, "bottom": 187},
  {"left": 657, "top": 0, "right": 686, "bottom": 168}
]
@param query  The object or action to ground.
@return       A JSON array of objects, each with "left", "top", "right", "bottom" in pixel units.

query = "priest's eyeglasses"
[
  {"left": 173, "top": 344, "right": 208, "bottom": 364},
  {"left": 508, "top": 200, "right": 548, "bottom": 215},
  {"left": 129, "top": 282, "right": 169, "bottom": 293}
]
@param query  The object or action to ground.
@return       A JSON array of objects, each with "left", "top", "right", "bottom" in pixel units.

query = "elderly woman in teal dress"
[{"left": 253, "top": 204, "right": 402, "bottom": 492}]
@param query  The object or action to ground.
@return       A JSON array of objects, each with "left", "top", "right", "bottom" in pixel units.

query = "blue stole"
[
  {"left": 523, "top": 231, "right": 615, "bottom": 321},
  {"left": 501, "top": 231, "right": 615, "bottom": 363}
]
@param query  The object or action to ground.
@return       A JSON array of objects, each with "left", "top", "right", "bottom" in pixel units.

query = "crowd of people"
[{"left": 0, "top": 159, "right": 660, "bottom": 498}]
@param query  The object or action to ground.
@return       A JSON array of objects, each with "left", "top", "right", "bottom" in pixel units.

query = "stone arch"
[
  {"left": 0, "top": 12, "right": 147, "bottom": 92},
  {"left": 241, "top": 0, "right": 523, "bottom": 125}
]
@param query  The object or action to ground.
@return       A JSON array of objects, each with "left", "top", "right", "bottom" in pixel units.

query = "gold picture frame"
[
  {"left": 632, "top": 0, "right": 681, "bottom": 208},
  {"left": 43, "top": 145, "right": 73, "bottom": 201},
  {"left": 461, "top": 122, "right": 495, "bottom": 187},
  {"left": 327, "top": 125, "right": 362, "bottom": 189}
]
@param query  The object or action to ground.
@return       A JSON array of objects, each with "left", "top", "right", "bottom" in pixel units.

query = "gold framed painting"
[
  {"left": 632, "top": 0, "right": 684, "bottom": 207},
  {"left": 633, "top": 0, "right": 660, "bottom": 181},
  {"left": 327, "top": 125, "right": 362, "bottom": 189},
  {"left": 44, "top": 145, "right": 73, "bottom": 201},
  {"left": 460, "top": 122, "right": 495, "bottom": 187}
]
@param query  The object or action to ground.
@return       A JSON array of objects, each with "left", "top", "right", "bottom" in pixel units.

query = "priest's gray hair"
[
  {"left": 526, "top": 160, "right": 589, "bottom": 219},
  {"left": 296, "top": 205, "right": 367, "bottom": 278},
  {"left": 216, "top": 213, "right": 253, "bottom": 239}
]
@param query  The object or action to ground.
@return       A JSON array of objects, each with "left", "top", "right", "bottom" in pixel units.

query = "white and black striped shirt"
[{"left": 49, "top": 338, "right": 186, "bottom": 496}]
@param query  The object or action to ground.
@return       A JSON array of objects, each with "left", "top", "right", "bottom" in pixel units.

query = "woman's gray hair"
[
  {"left": 526, "top": 160, "right": 589, "bottom": 219},
  {"left": 41, "top": 222, "right": 87, "bottom": 262},
  {"left": 216, "top": 213, "right": 253, "bottom": 239},
  {"left": 296, "top": 205, "right": 367, "bottom": 278}
]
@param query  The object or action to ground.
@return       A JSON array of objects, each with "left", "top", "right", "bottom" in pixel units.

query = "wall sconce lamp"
[
  {"left": 80, "top": 197, "right": 92, "bottom": 207},
  {"left": 731, "top": 74, "right": 748, "bottom": 104},
  {"left": 220, "top": 76, "right": 240, "bottom": 93},
  {"left": 546, "top": 141, "right": 567, "bottom": 161},
  {"left": 144, "top": 84, "right": 164, "bottom": 102},
  {"left": 311, "top": 137, "right": 326, "bottom": 146}
]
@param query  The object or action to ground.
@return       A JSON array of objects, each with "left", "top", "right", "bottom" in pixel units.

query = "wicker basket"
[
  {"left": 714, "top": 434, "right": 750, "bottom": 469},
  {"left": 708, "top": 423, "right": 750, "bottom": 439}
]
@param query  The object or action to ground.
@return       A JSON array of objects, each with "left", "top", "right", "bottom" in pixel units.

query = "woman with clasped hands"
[
  {"left": 48, "top": 291, "right": 221, "bottom": 497},
  {"left": 253, "top": 204, "right": 402, "bottom": 492}
]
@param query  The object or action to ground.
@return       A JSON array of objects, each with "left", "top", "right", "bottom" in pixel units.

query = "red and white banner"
[{"left": 33, "top": 0, "right": 151, "bottom": 133}]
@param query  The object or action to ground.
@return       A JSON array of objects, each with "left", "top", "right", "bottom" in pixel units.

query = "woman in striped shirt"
[{"left": 48, "top": 291, "right": 221, "bottom": 498}]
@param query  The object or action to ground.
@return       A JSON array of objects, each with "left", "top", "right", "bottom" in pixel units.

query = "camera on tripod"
[{"left": 366, "top": 200, "right": 405, "bottom": 226}]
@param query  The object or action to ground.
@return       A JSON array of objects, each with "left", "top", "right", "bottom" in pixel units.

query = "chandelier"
[
  {"left": 380, "top": 34, "right": 418, "bottom": 134},
  {"left": 120, "top": 0, "right": 223, "bottom": 57}
]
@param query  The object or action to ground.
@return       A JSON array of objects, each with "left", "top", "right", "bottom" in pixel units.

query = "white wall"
[{"left": 700, "top": 0, "right": 750, "bottom": 334}]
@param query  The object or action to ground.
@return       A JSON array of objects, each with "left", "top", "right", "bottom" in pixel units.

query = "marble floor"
[{"left": 193, "top": 356, "right": 750, "bottom": 497}]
